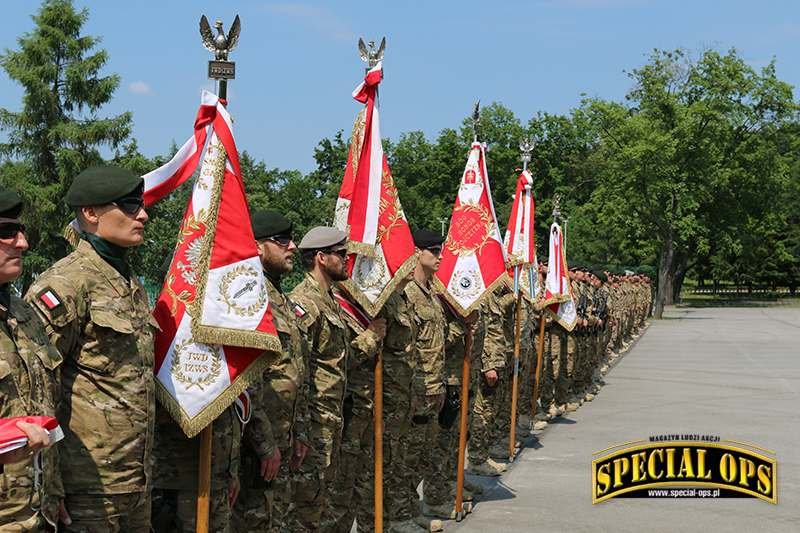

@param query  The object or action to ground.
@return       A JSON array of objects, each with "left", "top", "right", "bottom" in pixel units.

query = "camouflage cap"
[
  {"left": 297, "top": 226, "right": 347, "bottom": 250},
  {"left": 252, "top": 210, "right": 293, "bottom": 240},
  {"left": 66, "top": 165, "right": 144, "bottom": 207},
  {"left": 0, "top": 188, "right": 23, "bottom": 219}
]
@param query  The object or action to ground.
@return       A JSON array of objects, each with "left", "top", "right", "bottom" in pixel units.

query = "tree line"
[{"left": 2, "top": 0, "right": 798, "bottom": 318}]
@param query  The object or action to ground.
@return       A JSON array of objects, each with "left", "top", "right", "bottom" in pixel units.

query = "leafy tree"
[{"left": 0, "top": 0, "right": 131, "bottom": 288}]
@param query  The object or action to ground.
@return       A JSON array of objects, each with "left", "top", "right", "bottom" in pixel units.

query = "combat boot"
[
  {"left": 413, "top": 514, "right": 444, "bottom": 532},
  {"left": 565, "top": 396, "right": 581, "bottom": 412},
  {"left": 468, "top": 458, "right": 507, "bottom": 476},
  {"left": 422, "top": 501, "right": 456, "bottom": 520}
]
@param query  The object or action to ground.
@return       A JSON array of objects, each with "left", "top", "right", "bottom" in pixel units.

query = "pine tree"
[{"left": 0, "top": 0, "right": 131, "bottom": 287}]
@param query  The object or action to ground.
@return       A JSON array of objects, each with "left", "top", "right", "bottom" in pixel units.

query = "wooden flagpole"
[
  {"left": 374, "top": 350, "right": 384, "bottom": 532},
  {"left": 454, "top": 329, "right": 474, "bottom": 521},
  {"left": 196, "top": 426, "right": 213, "bottom": 533},
  {"left": 508, "top": 274, "right": 523, "bottom": 460}
]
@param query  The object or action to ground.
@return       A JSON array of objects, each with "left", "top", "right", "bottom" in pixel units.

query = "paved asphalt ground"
[{"left": 453, "top": 304, "right": 800, "bottom": 533}]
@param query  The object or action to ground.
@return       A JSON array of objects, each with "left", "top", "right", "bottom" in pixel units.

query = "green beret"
[
  {"left": 0, "top": 188, "right": 23, "bottom": 219},
  {"left": 66, "top": 165, "right": 143, "bottom": 207},
  {"left": 297, "top": 226, "right": 347, "bottom": 250},
  {"left": 252, "top": 210, "right": 293, "bottom": 240}
]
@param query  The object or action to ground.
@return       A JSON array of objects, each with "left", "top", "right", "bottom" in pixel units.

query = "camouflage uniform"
[
  {"left": 288, "top": 273, "right": 350, "bottom": 531},
  {"left": 517, "top": 299, "right": 536, "bottom": 423},
  {"left": 403, "top": 280, "right": 446, "bottom": 517},
  {"left": 151, "top": 406, "right": 241, "bottom": 533},
  {"left": 326, "top": 288, "right": 381, "bottom": 533},
  {"left": 0, "top": 294, "right": 63, "bottom": 531},
  {"left": 378, "top": 291, "right": 417, "bottom": 524},
  {"left": 233, "top": 278, "right": 308, "bottom": 532},
  {"left": 424, "top": 300, "right": 484, "bottom": 507},
  {"left": 27, "top": 239, "right": 155, "bottom": 533},
  {"left": 489, "top": 291, "right": 519, "bottom": 448},
  {"left": 469, "top": 289, "right": 513, "bottom": 466}
]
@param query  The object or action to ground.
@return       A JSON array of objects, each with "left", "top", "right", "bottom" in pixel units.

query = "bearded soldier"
[
  {"left": 232, "top": 210, "right": 310, "bottom": 531},
  {"left": 0, "top": 188, "right": 63, "bottom": 531},
  {"left": 288, "top": 227, "right": 359, "bottom": 530},
  {"left": 27, "top": 166, "right": 156, "bottom": 532}
]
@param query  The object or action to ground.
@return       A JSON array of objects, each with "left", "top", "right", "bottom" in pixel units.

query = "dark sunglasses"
[
  {"left": 113, "top": 196, "right": 145, "bottom": 215},
  {"left": 321, "top": 248, "right": 348, "bottom": 259},
  {"left": 425, "top": 246, "right": 442, "bottom": 255},
  {"left": 266, "top": 234, "right": 293, "bottom": 247},
  {"left": 0, "top": 223, "right": 26, "bottom": 240}
]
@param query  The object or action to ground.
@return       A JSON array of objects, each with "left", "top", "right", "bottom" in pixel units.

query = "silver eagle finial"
[
  {"left": 519, "top": 136, "right": 535, "bottom": 171},
  {"left": 200, "top": 15, "right": 241, "bottom": 60},
  {"left": 358, "top": 37, "right": 385, "bottom": 68},
  {"left": 471, "top": 101, "right": 481, "bottom": 142}
]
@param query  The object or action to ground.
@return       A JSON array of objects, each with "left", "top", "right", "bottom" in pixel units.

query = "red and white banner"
[
  {"left": 436, "top": 142, "right": 509, "bottom": 315},
  {"left": 504, "top": 169, "right": 540, "bottom": 302},
  {"left": 334, "top": 62, "right": 416, "bottom": 316},
  {"left": 542, "top": 222, "right": 577, "bottom": 331},
  {"left": 150, "top": 90, "right": 280, "bottom": 437}
]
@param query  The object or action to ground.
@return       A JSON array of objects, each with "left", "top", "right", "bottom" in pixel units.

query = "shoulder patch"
[
  {"left": 37, "top": 288, "right": 65, "bottom": 318},
  {"left": 293, "top": 303, "right": 307, "bottom": 318}
]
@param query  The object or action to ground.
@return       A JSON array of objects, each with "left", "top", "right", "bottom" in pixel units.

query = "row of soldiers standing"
[{"left": 0, "top": 166, "right": 653, "bottom": 533}]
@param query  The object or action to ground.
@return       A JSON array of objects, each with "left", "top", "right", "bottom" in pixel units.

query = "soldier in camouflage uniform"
[
  {"left": 0, "top": 188, "right": 64, "bottom": 531},
  {"left": 288, "top": 227, "right": 353, "bottom": 531},
  {"left": 27, "top": 166, "right": 156, "bottom": 532},
  {"left": 421, "top": 294, "right": 484, "bottom": 522},
  {"left": 468, "top": 285, "right": 513, "bottom": 477},
  {"left": 232, "top": 210, "right": 309, "bottom": 532},
  {"left": 402, "top": 229, "right": 447, "bottom": 532},
  {"left": 488, "top": 288, "right": 520, "bottom": 459},
  {"left": 326, "top": 281, "right": 389, "bottom": 532},
  {"left": 561, "top": 268, "right": 583, "bottom": 413}
]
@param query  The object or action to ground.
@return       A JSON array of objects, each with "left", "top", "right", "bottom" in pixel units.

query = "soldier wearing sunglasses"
[
  {"left": 0, "top": 187, "right": 64, "bottom": 530},
  {"left": 233, "top": 210, "right": 310, "bottom": 531},
  {"left": 26, "top": 166, "right": 156, "bottom": 532}
]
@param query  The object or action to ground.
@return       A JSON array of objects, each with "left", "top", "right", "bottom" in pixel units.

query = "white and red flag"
[
  {"left": 149, "top": 90, "right": 280, "bottom": 437},
  {"left": 436, "top": 142, "right": 509, "bottom": 315},
  {"left": 504, "top": 169, "right": 540, "bottom": 302},
  {"left": 333, "top": 62, "right": 416, "bottom": 316},
  {"left": 541, "top": 222, "right": 577, "bottom": 331}
]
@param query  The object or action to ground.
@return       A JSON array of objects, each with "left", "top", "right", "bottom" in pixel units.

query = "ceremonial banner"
[
  {"left": 150, "top": 90, "right": 280, "bottom": 437},
  {"left": 504, "top": 169, "right": 540, "bottom": 302},
  {"left": 436, "top": 142, "right": 508, "bottom": 315},
  {"left": 542, "top": 222, "right": 577, "bottom": 331},
  {"left": 334, "top": 62, "right": 416, "bottom": 316}
]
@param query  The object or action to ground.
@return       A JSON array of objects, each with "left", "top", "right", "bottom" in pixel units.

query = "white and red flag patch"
[
  {"left": 542, "top": 222, "right": 577, "bottom": 331},
  {"left": 503, "top": 169, "right": 541, "bottom": 302},
  {"left": 435, "top": 142, "right": 509, "bottom": 315},
  {"left": 149, "top": 90, "right": 280, "bottom": 437},
  {"left": 334, "top": 62, "right": 416, "bottom": 316},
  {"left": 38, "top": 290, "right": 61, "bottom": 310}
]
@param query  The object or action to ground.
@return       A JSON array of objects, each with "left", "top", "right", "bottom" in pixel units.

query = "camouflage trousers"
[
  {"left": 423, "top": 384, "right": 461, "bottom": 507},
  {"left": 574, "top": 333, "right": 593, "bottom": 394},
  {"left": 405, "top": 404, "right": 439, "bottom": 515},
  {"left": 468, "top": 372, "right": 503, "bottom": 464},
  {"left": 326, "top": 392, "right": 374, "bottom": 533},
  {"left": 64, "top": 492, "right": 150, "bottom": 533},
  {"left": 491, "top": 363, "right": 515, "bottom": 446},
  {"left": 152, "top": 486, "right": 231, "bottom": 533},
  {"left": 518, "top": 334, "right": 538, "bottom": 420},
  {"left": 537, "top": 330, "right": 555, "bottom": 414},
  {"left": 554, "top": 330, "right": 574, "bottom": 405},
  {"left": 383, "top": 387, "right": 414, "bottom": 522},
  {"left": 288, "top": 414, "right": 343, "bottom": 532},
  {"left": 231, "top": 447, "right": 293, "bottom": 532}
]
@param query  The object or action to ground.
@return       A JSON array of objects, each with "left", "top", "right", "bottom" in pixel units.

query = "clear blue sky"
[{"left": 2, "top": 0, "right": 798, "bottom": 173}]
